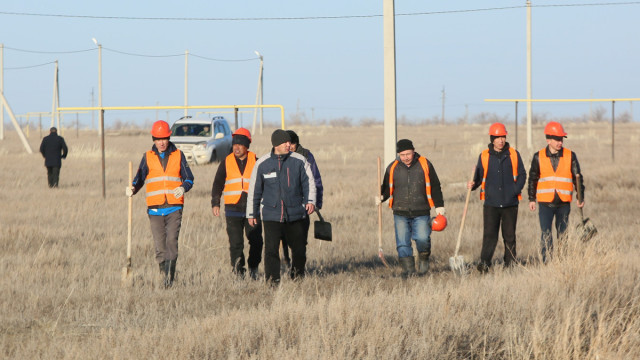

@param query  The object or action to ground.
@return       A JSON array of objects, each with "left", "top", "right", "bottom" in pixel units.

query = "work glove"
[
  {"left": 125, "top": 186, "right": 134, "bottom": 197},
  {"left": 435, "top": 207, "right": 446, "bottom": 216},
  {"left": 173, "top": 186, "right": 185, "bottom": 199},
  {"left": 374, "top": 195, "right": 383, "bottom": 206}
]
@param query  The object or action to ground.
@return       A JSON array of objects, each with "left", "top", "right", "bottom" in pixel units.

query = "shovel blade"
[
  {"left": 378, "top": 248, "right": 390, "bottom": 268},
  {"left": 121, "top": 266, "right": 133, "bottom": 286},
  {"left": 449, "top": 255, "right": 466, "bottom": 274},
  {"left": 576, "top": 219, "right": 597, "bottom": 242}
]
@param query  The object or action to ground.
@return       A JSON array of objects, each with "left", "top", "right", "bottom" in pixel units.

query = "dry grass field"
[{"left": 1, "top": 122, "right": 640, "bottom": 359}]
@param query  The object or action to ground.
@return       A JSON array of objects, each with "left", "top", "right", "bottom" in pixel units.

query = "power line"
[
  {"left": 3, "top": 46, "right": 93, "bottom": 54},
  {"left": 5, "top": 60, "right": 57, "bottom": 70},
  {"left": 0, "top": 2, "right": 638, "bottom": 22}
]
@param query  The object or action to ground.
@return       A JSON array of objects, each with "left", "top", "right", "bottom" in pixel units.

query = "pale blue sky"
[{"left": 1, "top": 1, "right": 638, "bottom": 127}]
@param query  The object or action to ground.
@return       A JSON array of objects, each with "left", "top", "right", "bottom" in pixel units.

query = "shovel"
[
  {"left": 449, "top": 166, "right": 475, "bottom": 274},
  {"left": 575, "top": 174, "right": 597, "bottom": 242},
  {"left": 121, "top": 161, "right": 133, "bottom": 285},
  {"left": 377, "top": 157, "right": 390, "bottom": 268}
]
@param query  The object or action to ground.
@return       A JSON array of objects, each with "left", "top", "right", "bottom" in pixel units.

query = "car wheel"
[{"left": 210, "top": 150, "right": 217, "bottom": 163}]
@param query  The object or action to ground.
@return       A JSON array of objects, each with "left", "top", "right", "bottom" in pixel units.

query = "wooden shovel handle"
[
  {"left": 127, "top": 161, "right": 133, "bottom": 261},
  {"left": 377, "top": 157, "right": 383, "bottom": 249},
  {"left": 454, "top": 166, "right": 476, "bottom": 257}
]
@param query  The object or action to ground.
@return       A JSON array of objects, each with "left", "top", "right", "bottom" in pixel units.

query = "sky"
[{"left": 1, "top": 1, "right": 639, "bottom": 129}]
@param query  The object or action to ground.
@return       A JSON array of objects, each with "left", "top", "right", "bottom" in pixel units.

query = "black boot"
[
  {"left": 399, "top": 256, "right": 416, "bottom": 279},
  {"left": 163, "top": 260, "right": 173, "bottom": 288},
  {"left": 249, "top": 267, "right": 259, "bottom": 280},
  {"left": 417, "top": 251, "right": 430, "bottom": 275},
  {"left": 477, "top": 261, "right": 490, "bottom": 274},
  {"left": 169, "top": 260, "right": 176, "bottom": 286}
]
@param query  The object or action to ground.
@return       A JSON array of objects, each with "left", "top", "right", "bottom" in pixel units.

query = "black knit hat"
[
  {"left": 396, "top": 139, "right": 415, "bottom": 153},
  {"left": 271, "top": 129, "right": 291, "bottom": 147},
  {"left": 286, "top": 130, "right": 300, "bottom": 145},
  {"left": 232, "top": 134, "right": 251, "bottom": 148}
]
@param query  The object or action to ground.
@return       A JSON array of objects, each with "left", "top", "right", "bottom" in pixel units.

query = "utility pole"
[
  {"left": 0, "top": 43, "right": 4, "bottom": 140},
  {"left": 91, "top": 88, "right": 95, "bottom": 131},
  {"left": 184, "top": 50, "right": 189, "bottom": 118},
  {"left": 383, "top": 0, "right": 398, "bottom": 167},
  {"left": 526, "top": 0, "right": 533, "bottom": 149},
  {"left": 441, "top": 86, "right": 446, "bottom": 125}
]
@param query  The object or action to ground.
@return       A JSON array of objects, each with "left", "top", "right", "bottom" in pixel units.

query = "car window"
[
  {"left": 172, "top": 124, "right": 200, "bottom": 136},
  {"left": 214, "top": 122, "right": 225, "bottom": 137}
]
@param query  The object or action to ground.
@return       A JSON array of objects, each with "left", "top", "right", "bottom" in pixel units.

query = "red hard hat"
[
  {"left": 489, "top": 122, "right": 508, "bottom": 136},
  {"left": 431, "top": 215, "right": 447, "bottom": 232},
  {"left": 151, "top": 120, "right": 172, "bottom": 138},
  {"left": 544, "top": 121, "right": 567, "bottom": 137},
  {"left": 233, "top": 127, "right": 252, "bottom": 142}
]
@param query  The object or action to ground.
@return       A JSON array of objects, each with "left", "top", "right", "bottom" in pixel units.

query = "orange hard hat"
[
  {"left": 233, "top": 127, "right": 252, "bottom": 142},
  {"left": 431, "top": 214, "right": 447, "bottom": 232},
  {"left": 151, "top": 120, "right": 172, "bottom": 138},
  {"left": 489, "top": 122, "right": 508, "bottom": 136},
  {"left": 544, "top": 121, "right": 567, "bottom": 137}
]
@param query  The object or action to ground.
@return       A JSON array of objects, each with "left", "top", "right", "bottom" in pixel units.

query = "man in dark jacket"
[
  {"left": 278, "top": 129, "right": 324, "bottom": 267},
  {"left": 528, "top": 121, "right": 585, "bottom": 262},
  {"left": 247, "top": 129, "right": 316, "bottom": 285},
  {"left": 211, "top": 128, "right": 263, "bottom": 279},
  {"left": 379, "top": 139, "right": 445, "bottom": 277},
  {"left": 39, "top": 127, "right": 68, "bottom": 188},
  {"left": 468, "top": 123, "right": 526, "bottom": 272}
]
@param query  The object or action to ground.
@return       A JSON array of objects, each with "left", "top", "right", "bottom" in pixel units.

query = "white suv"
[{"left": 170, "top": 116, "right": 232, "bottom": 164}]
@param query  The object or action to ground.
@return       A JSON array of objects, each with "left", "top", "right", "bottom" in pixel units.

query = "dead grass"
[{"left": 1, "top": 123, "right": 639, "bottom": 359}]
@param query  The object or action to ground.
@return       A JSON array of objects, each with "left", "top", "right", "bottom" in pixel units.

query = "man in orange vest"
[
  {"left": 126, "top": 120, "right": 194, "bottom": 288},
  {"left": 467, "top": 123, "right": 526, "bottom": 272},
  {"left": 379, "top": 139, "right": 445, "bottom": 278},
  {"left": 211, "top": 128, "right": 263, "bottom": 280},
  {"left": 527, "top": 121, "right": 585, "bottom": 262}
]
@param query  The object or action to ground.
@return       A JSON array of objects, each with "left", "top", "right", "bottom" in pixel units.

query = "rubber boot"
[
  {"left": 163, "top": 260, "right": 173, "bottom": 288},
  {"left": 249, "top": 267, "right": 259, "bottom": 281},
  {"left": 417, "top": 251, "right": 430, "bottom": 275},
  {"left": 169, "top": 260, "right": 176, "bottom": 286},
  {"left": 477, "top": 262, "right": 490, "bottom": 274},
  {"left": 399, "top": 256, "right": 416, "bottom": 279}
]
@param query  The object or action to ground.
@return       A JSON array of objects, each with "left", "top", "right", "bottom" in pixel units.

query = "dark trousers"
[
  {"left": 280, "top": 217, "right": 310, "bottom": 263},
  {"left": 264, "top": 220, "right": 307, "bottom": 283},
  {"left": 226, "top": 216, "right": 263, "bottom": 273},
  {"left": 46, "top": 166, "right": 61, "bottom": 188},
  {"left": 539, "top": 203, "right": 571, "bottom": 262},
  {"left": 148, "top": 210, "right": 182, "bottom": 263},
  {"left": 480, "top": 205, "right": 518, "bottom": 267}
]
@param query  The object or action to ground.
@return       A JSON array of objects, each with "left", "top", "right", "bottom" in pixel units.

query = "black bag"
[{"left": 313, "top": 210, "right": 332, "bottom": 241}]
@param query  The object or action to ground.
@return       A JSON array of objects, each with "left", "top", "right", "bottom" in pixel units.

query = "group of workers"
[
  {"left": 118, "top": 119, "right": 584, "bottom": 287},
  {"left": 126, "top": 121, "right": 321, "bottom": 287},
  {"left": 377, "top": 121, "right": 585, "bottom": 277}
]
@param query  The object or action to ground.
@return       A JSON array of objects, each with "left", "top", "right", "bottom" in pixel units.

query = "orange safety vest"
[
  {"left": 223, "top": 152, "right": 256, "bottom": 205},
  {"left": 145, "top": 150, "right": 184, "bottom": 207},
  {"left": 480, "top": 147, "right": 522, "bottom": 201},
  {"left": 536, "top": 147, "right": 573, "bottom": 202},
  {"left": 388, "top": 156, "right": 435, "bottom": 208}
]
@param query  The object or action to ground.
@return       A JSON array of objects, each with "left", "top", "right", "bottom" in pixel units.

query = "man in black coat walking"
[{"left": 39, "top": 127, "right": 68, "bottom": 188}]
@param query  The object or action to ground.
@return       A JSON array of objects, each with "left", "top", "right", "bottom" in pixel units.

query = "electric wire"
[{"left": 0, "top": 2, "right": 638, "bottom": 21}]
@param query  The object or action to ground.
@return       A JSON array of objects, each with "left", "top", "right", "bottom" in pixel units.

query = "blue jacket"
[
  {"left": 471, "top": 143, "right": 526, "bottom": 208},
  {"left": 247, "top": 149, "right": 316, "bottom": 222}
]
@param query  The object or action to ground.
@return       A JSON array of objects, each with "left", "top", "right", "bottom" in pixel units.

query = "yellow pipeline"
[
  {"left": 486, "top": 98, "right": 640, "bottom": 102},
  {"left": 57, "top": 104, "right": 286, "bottom": 129}
]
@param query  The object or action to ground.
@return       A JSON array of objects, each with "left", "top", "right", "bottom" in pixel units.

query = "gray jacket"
[{"left": 247, "top": 149, "right": 316, "bottom": 222}]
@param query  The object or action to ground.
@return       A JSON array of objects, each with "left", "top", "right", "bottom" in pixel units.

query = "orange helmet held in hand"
[
  {"left": 431, "top": 214, "right": 447, "bottom": 232},
  {"left": 544, "top": 121, "right": 567, "bottom": 137},
  {"left": 232, "top": 127, "right": 252, "bottom": 142},
  {"left": 489, "top": 122, "right": 508, "bottom": 136},
  {"left": 151, "top": 120, "right": 172, "bottom": 138}
]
